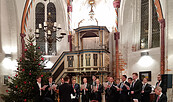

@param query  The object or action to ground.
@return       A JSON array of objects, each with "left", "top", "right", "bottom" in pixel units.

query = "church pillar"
[
  {"left": 67, "top": 0, "right": 72, "bottom": 52},
  {"left": 113, "top": 0, "right": 120, "bottom": 78},
  {"left": 159, "top": 19, "right": 165, "bottom": 74},
  {"left": 68, "top": 35, "right": 72, "bottom": 51},
  {"left": 20, "top": 33, "right": 26, "bottom": 58}
]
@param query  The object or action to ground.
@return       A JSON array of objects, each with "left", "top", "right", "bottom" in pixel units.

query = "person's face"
[
  {"left": 132, "top": 74, "right": 137, "bottom": 80},
  {"left": 37, "top": 77, "right": 41, "bottom": 83},
  {"left": 128, "top": 79, "right": 132, "bottom": 84},
  {"left": 143, "top": 78, "right": 147, "bottom": 83},
  {"left": 96, "top": 79, "right": 99, "bottom": 84},
  {"left": 155, "top": 89, "right": 160, "bottom": 95},
  {"left": 157, "top": 76, "right": 161, "bottom": 81},
  {"left": 72, "top": 80, "right": 76, "bottom": 84},
  {"left": 121, "top": 76, "right": 126, "bottom": 81},
  {"left": 61, "top": 78, "right": 64, "bottom": 83},
  {"left": 83, "top": 78, "right": 87, "bottom": 83},
  {"left": 92, "top": 76, "right": 96, "bottom": 81},
  {"left": 116, "top": 80, "right": 120, "bottom": 84},
  {"left": 49, "top": 78, "right": 52, "bottom": 83},
  {"left": 109, "top": 77, "right": 114, "bottom": 83},
  {"left": 67, "top": 79, "right": 70, "bottom": 83},
  {"left": 107, "top": 77, "right": 110, "bottom": 81}
]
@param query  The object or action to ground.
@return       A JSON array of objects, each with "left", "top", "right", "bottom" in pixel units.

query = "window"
[
  {"left": 67, "top": 56, "right": 74, "bottom": 67},
  {"left": 47, "top": 2, "right": 56, "bottom": 55},
  {"left": 81, "top": 54, "right": 83, "bottom": 67},
  {"left": 85, "top": 54, "right": 91, "bottom": 66},
  {"left": 35, "top": 3, "right": 45, "bottom": 54},
  {"left": 140, "top": 0, "right": 149, "bottom": 49},
  {"left": 35, "top": 2, "right": 57, "bottom": 55},
  {"left": 151, "top": 0, "right": 160, "bottom": 48},
  {"left": 93, "top": 54, "right": 98, "bottom": 66},
  {"left": 140, "top": 0, "right": 160, "bottom": 49}
]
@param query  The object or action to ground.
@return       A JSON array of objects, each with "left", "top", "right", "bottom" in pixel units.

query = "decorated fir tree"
[{"left": 1, "top": 35, "right": 49, "bottom": 102}]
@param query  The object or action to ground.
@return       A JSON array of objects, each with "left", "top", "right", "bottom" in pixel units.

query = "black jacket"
[
  {"left": 71, "top": 83, "right": 80, "bottom": 99},
  {"left": 105, "top": 83, "right": 119, "bottom": 102},
  {"left": 154, "top": 93, "right": 167, "bottom": 102},
  {"left": 81, "top": 83, "right": 91, "bottom": 97},
  {"left": 141, "top": 83, "right": 152, "bottom": 102},
  {"left": 91, "top": 84, "right": 103, "bottom": 102},
  {"left": 45, "top": 82, "right": 56, "bottom": 101},
  {"left": 119, "top": 81, "right": 130, "bottom": 95},
  {"left": 33, "top": 82, "right": 45, "bottom": 102},
  {"left": 59, "top": 83, "right": 74, "bottom": 102},
  {"left": 156, "top": 81, "right": 167, "bottom": 95},
  {"left": 130, "top": 79, "right": 143, "bottom": 100}
]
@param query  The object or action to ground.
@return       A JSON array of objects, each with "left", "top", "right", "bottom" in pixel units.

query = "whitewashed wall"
[{"left": 119, "top": 0, "right": 172, "bottom": 85}]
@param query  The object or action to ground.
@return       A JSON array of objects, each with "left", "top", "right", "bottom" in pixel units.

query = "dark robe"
[{"left": 59, "top": 83, "right": 74, "bottom": 102}]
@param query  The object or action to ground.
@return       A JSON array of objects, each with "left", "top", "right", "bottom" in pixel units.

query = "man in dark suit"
[
  {"left": 154, "top": 86, "right": 167, "bottom": 102},
  {"left": 71, "top": 78, "right": 80, "bottom": 102},
  {"left": 33, "top": 76, "right": 46, "bottom": 102},
  {"left": 156, "top": 74, "right": 167, "bottom": 95},
  {"left": 91, "top": 79, "right": 103, "bottom": 102},
  {"left": 105, "top": 77, "right": 119, "bottom": 102},
  {"left": 130, "top": 73, "right": 142, "bottom": 102},
  {"left": 81, "top": 78, "right": 91, "bottom": 102},
  {"left": 45, "top": 76, "right": 57, "bottom": 102},
  {"left": 128, "top": 77, "right": 133, "bottom": 102},
  {"left": 119, "top": 75, "right": 130, "bottom": 102},
  {"left": 90, "top": 75, "right": 96, "bottom": 101},
  {"left": 59, "top": 76, "right": 74, "bottom": 102},
  {"left": 141, "top": 78, "right": 152, "bottom": 102}
]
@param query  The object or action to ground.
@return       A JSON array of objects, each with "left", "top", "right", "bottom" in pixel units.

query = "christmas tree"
[{"left": 1, "top": 35, "right": 50, "bottom": 102}]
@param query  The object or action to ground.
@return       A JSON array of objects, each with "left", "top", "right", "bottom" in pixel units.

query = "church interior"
[{"left": 0, "top": 0, "right": 173, "bottom": 102}]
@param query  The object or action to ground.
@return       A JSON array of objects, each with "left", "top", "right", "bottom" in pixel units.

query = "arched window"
[
  {"left": 140, "top": 0, "right": 160, "bottom": 49},
  {"left": 35, "top": 2, "right": 57, "bottom": 55},
  {"left": 152, "top": 0, "right": 160, "bottom": 48},
  {"left": 47, "top": 2, "right": 56, "bottom": 55},
  {"left": 35, "top": 3, "right": 45, "bottom": 54}
]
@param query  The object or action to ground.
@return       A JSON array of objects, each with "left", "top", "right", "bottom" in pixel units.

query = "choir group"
[{"left": 34, "top": 73, "right": 167, "bottom": 102}]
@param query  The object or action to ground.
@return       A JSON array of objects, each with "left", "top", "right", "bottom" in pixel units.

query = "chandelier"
[
  {"left": 35, "top": 0, "right": 66, "bottom": 55},
  {"left": 35, "top": 12, "right": 66, "bottom": 42}
]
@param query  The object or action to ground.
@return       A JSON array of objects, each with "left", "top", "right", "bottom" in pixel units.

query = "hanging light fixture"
[{"left": 35, "top": 0, "right": 66, "bottom": 43}]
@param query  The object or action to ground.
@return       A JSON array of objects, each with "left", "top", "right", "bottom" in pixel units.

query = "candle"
[
  {"left": 48, "top": 30, "right": 51, "bottom": 35},
  {"left": 36, "top": 29, "right": 39, "bottom": 33},
  {"left": 54, "top": 22, "right": 57, "bottom": 27},
  {"left": 44, "top": 22, "right": 47, "bottom": 26},
  {"left": 39, "top": 24, "right": 42, "bottom": 29}
]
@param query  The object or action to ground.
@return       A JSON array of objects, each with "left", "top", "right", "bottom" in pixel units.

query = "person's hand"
[
  {"left": 74, "top": 89, "right": 76, "bottom": 93},
  {"left": 131, "top": 91, "right": 134, "bottom": 94},
  {"left": 85, "top": 88, "right": 88, "bottom": 91},
  {"left": 117, "top": 88, "right": 120, "bottom": 91},
  {"left": 48, "top": 87, "right": 51, "bottom": 91},
  {"left": 40, "top": 88, "right": 45, "bottom": 91},
  {"left": 127, "top": 87, "right": 130, "bottom": 90},
  {"left": 53, "top": 87, "right": 56, "bottom": 91},
  {"left": 119, "top": 88, "right": 123, "bottom": 91},
  {"left": 141, "top": 90, "right": 144, "bottom": 93}
]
